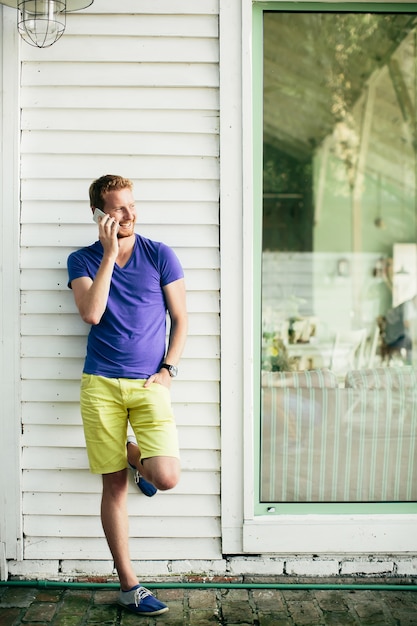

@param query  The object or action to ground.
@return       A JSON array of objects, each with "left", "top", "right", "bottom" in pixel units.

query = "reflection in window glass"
[{"left": 260, "top": 11, "right": 417, "bottom": 503}]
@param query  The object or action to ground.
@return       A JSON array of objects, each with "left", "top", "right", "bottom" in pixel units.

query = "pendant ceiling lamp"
[{"left": 0, "top": 0, "right": 94, "bottom": 48}]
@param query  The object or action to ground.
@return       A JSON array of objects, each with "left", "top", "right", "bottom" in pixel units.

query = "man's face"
[{"left": 102, "top": 187, "right": 136, "bottom": 239}]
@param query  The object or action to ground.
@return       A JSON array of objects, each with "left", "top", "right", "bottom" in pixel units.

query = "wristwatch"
[{"left": 160, "top": 363, "right": 178, "bottom": 378}]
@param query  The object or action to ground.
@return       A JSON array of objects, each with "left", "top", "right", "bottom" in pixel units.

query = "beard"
[{"left": 116, "top": 222, "right": 135, "bottom": 238}]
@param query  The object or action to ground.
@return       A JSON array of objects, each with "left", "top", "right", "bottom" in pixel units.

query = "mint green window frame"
[{"left": 253, "top": 2, "right": 417, "bottom": 516}]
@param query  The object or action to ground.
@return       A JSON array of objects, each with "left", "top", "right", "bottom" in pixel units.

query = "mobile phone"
[
  {"left": 93, "top": 207, "right": 119, "bottom": 232},
  {"left": 93, "top": 207, "right": 107, "bottom": 223}
]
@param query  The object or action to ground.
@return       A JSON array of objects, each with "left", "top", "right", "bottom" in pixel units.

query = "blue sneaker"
[
  {"left": 130, "top": 464, "right": 157, "bottom": 497},
  {"left": 127, "top": 436, "right": 157, "bottom": 497},
  {"left": 118, "top": 585, "right": 168, "bottom": 616}
]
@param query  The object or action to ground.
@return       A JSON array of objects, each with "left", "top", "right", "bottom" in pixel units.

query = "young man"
[{"left": 67, "top": 175, "right": 187, "bottom": 616}]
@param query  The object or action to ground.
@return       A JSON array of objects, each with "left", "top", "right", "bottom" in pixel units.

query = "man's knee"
[
  {"left": 102, "top": 469, "right": 128, "bottom": 497},
  {"left": 154, "top": 472, "right": 179, "bottom": 491},
  {"left": 143, "top": 458, "right": 180, "bottom": 491}
]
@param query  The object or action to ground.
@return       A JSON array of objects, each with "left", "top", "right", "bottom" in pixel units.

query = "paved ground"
[{"left": 1, "top": 580, "right": 417, "bottom": 625}]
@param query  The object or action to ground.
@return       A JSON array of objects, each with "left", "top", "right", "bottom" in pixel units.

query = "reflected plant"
[
  {"left": 262, "top": 332, "right": 292, "bottom": 372},
  {"left": 332, "top": 119, "right": 360, "bottom": 189},
  {"left": 325, "top": 14, "right": 380, "bottom": 189}
]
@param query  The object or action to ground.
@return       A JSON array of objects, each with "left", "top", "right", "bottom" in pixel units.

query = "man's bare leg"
[
  {"left": 127, "top": 439, "right": 180, "bottom": 491},
  {"left": 101, "top": 470, "right": 138, "bottom": 591}
]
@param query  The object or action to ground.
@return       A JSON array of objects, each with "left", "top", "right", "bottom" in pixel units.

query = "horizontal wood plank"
[
  {"left": 22, "top": 62, "right": 219, "bottom": 88},
  {"left": 21, "top": 267, "right": 220, "bottom": 291},
  {"left": 20, "top": 203, "right": 220, "bottom": 228},
  {"left": 22, "top": 400, "right": 220, "bottom": 427},
  {"left": 21, "top": 357, "right": 220, "bottom": 382},
  {"left": 21, "top": 335, "right": 220, "bottom": 360},
  {"left": 79, "top": 0, "right": 219, "bottom": 14},
  {"left": 21, "top": 379, "right": 219, "bottom": 403},
  {"left": 21, "top": 86, "right": 219, "bottom": 110},
  {"left": 23, "top": 492, "right": 220, "bottom": 517},
  {"left": 22, "top": 424, "right": 220, "bottom": 450},
  {"left": 22, "top": 108, "right": 219, "bottom": 133},
  {"left": 22, "top": 36, "right": 218, "bottom": 64},
  {"left": 21, "top": 290, "right": 220, "bottom": 315},
  {"left": 22, "top": 130, "right": 218, "bottom": 157},
  {"left": 20, "top": 245, "right": 219, "bottom": 269},
  {"left": 51, "top": 179, "right": 218, "bottom": 205},
  {"left": 22, "top": 154, "right": 219, "bottom": 181},
  {"left": 24, "top": 536, "right": 221, "bottom": 560},
  {"left": 71, "top": 0, "right": 218, "bottom": 15},
  {"left": 20, "top": 312, "right": 220, "bottom": 337},
  {"left": 65, "top": 13, "right": 218, "bottom": 37},
  {"left": 22, "top": 469, "right": 220, "bottom": 495},
  {"left": 22, "top": 448, "right": 220, "bottom": 472},
  {"left": 21, "top": 179, "right": 219, "bottom": 203},
  {"left": 24, "top": 515, "right": 220, "bottom": 539}
]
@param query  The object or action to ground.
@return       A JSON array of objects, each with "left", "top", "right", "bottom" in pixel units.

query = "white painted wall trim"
[
  {"left": 241, "top": 0, "right": 256, "bottom": 530},
  {"left": 0, "top": 543, "right": 7, "bottom": 581},
  {"left": 0, "top": 5, "right": 22, "bottom": 567},
  {"left": 219, "top": 0, "right": 245, "bottom": 553},
  {"left": 244, "top": 515, "right": 417, "bottom": 554}
]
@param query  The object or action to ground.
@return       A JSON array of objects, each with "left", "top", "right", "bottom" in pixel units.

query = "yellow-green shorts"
[{"left": 80, "top": 373, "right": 180, "bottom": 475}]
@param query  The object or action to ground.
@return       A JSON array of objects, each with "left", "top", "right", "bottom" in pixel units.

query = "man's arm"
[
  {"left": 70, "top": 256, "right": 116, "bottom": 325},
  {"left": 163, "top": 277, "right": 188, "bottom": 366},
  {"left": 70, "top": 218, "right": 118, "bottom": 325},
  {"left": 145, "top": 277, "right": 188, "bottom": 387}
]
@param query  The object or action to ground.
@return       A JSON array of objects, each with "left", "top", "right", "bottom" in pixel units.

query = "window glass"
[{"left": 260, "top": 11, "right": 417, "bottom": 503}]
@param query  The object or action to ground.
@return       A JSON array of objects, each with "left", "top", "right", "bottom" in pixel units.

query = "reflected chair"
[
  {"left": 367, "top": 325, "right": 380, "bottom": 368},
  {"left": 330, "top": 328, "right": 367, "bottom": 374},
  {"left": 290, "top": 319, "right": 308, "bottom": 343},
  {"left": 289, "top": 316, "right": 318, "bottom": 344}
]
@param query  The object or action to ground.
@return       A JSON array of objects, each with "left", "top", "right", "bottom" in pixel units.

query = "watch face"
[
  {"left": 162, "top": 363, "right": 178, "bottom": 377},
  {"left": 169, "top": 365, "right": 178, "bottom": 378}
]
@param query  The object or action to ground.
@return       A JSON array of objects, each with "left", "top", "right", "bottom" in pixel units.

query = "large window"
[{"left": 260, "top": 9, "right": 417, "bottom": 505}]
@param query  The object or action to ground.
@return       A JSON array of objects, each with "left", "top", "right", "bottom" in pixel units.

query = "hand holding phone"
[
  {"left": 93, "top": 208, "right": 119, "bottom": 233},
  {"left": 93, "top": 208, "right": 107, "bottom": 223}
]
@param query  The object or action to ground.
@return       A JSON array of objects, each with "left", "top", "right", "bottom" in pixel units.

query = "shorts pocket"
[{"left": 81, "top": 373, "right": 94, "bottom": 391}]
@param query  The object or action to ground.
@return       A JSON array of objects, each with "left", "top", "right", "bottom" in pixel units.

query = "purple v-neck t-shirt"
[{"left": 67, "top": 233, "right": 184, "bottom": 379}]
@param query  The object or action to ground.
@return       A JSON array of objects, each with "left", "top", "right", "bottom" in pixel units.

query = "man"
[{"left": 67, "top": 175, "right": 187, "bottom": 616}]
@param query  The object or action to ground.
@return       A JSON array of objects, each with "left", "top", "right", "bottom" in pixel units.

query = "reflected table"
[
  {"left": 287, "top": 340, "right": 353, "bottom": 372},
  {"left": 286, "top": 341, "right": 332, "bottom": 370}
]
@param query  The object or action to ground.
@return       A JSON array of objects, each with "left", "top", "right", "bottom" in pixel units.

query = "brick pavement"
[{"left": 1, "top": 582, "right": 417, "bottom": 625}]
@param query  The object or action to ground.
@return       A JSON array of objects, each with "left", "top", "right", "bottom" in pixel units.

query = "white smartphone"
[
  {"left": 93, "top": 207, "right": 119, "bottom": 232},
  {"left": 93, "top": 207, "right": 107, "bottom": 223}
]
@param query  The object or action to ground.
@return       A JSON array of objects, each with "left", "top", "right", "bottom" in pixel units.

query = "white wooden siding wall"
[{"left": 19, "top": 0, "right": 221, "bottom": 567}]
